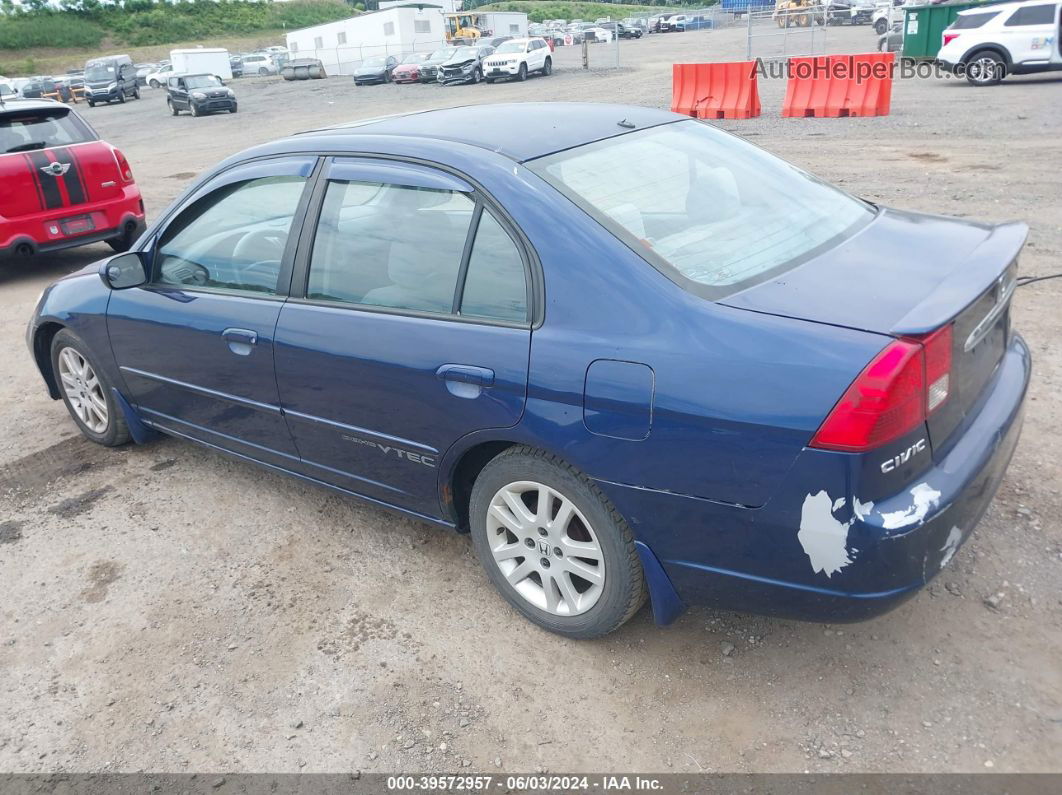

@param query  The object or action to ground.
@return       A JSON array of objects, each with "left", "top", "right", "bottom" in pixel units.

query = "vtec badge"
[{"left": 880, "top": 438, "right": 927, "bottom": 474}]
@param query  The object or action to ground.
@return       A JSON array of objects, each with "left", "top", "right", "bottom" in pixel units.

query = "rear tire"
[
  {"left": 965, "top": 50, "right": 1005, "bottom": 86},
  {"left": 50, "top": 329, "right": 130, "bottom": 448},
  {"left": 469, "top": 446, "right": 646, "bottom": 639},
  {"left": 874, "top": 18, "right": 888, "bottom": 34},
  {"left": 259, "top": 67, "right": 268, "bottom": 75}
]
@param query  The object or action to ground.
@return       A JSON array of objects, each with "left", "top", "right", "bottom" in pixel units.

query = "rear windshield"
[
  {"left": 0, "top": 109, "right": 95, "bottom": 154},
  {"left": 529, "top": 120, "right": 873, "bottom": 298},
  {"left": 950, "top": 10, "right": 1000, "bottom": 29}
]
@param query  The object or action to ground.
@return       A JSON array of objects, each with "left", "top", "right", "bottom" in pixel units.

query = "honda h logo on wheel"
[
  {"left": 41, "top": 162, "right": 70, "bottom": 177},
  {"left": 538, "top": 539, "right": 550, "bottom": 556}
]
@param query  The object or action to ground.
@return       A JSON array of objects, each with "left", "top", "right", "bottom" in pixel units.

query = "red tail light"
[
  {"left": 810, "top": 325, "right": 954, "bottom": 453},
  {"left": 943, "top": 32, "right": 960, "bottom": 47},
  {"left": 112, "top": 148, "right": 134, "bottom": 183}
]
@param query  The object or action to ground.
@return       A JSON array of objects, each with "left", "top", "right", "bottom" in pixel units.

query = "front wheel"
[
  {"left": 87, "top": 101, "right": 95, "bottom": 108},
  {"left": 874, "top": 18, "right": 888, "bottom": 34},
  {"left": 259, "top": 67, "right": 268, "bottom": 75},
  {"left": 51, "top": 329, "right": 130, "bottom": 447},
  {"left": 469, "top": 447, "right": 646, "bottom": 638},
  {"left": 191, "top": 103, "right": 200, "bottom": 117},
  {"left": 542, "top": 57, "right": 552, "bottom": 76},
  {"left": 150, "top": 79, "right": 160, "bottom": 88},
  {"left": 517, "top": 62, "right": 527, "bottom": 82},
  {"left": 473, "top": 67, "right": 482, "bottom": 83},
  {"left": 168, "top": 99, "right": 178, "bottom": 116},
  {"left": 229, "top": 104, "right": 238, "bottom": 113}
]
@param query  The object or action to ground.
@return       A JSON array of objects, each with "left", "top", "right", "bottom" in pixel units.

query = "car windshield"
[
  {"left": 400, "top": 54, "right": 427, "bottom": 64},
  {"left": 530, "top": 120, "right": 873, "bottom": 297},
  {"left": 362, "top": 57, "right": 387, "bottom": 67},
  {"left": 429, "top": 48, "right": 457, "bottom": 61},
  {"left": 184, "top": 74, "right": 222, "bottom": 89},
  {"left": 453, "top": 47, "right": 478, "bottom": 59},
  {"left": 84, "top": 63, "right": 116, "bottom": 81},
  {"left": 495, "top": 41, "right": 525, "bottom": 53},
  {"left": 0, "top": 109, "right": 94, "bottom": 154}
]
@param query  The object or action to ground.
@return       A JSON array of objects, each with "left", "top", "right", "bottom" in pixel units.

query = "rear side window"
[
  {"left": 460, "top": 210, "right": 527, "bottom": 322},
  {"left": 951, "top": 11, "right": 1001, "bottom": 29},
  {"left": 1004, "top": 4, "right": 1055, "bottom": 25},
  {"left": 308, "top": 181, "right": 475, "bottom": 314},
  {"left": 0, "top": 110, "right": 94, "bottom": 154}
]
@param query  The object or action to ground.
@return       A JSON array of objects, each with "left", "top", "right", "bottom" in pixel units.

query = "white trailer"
[
  {"left": 478, "top": 12, "right": 528, "bottom": 38},
  {"left": 285, "top": 5, "right": 448, "bottom": 76},
  {"left": 170, "top": 48, "right": 233, "bottom": 81}
]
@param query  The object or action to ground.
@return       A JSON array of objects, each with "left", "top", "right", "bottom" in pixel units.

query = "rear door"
[
  {"left": 107, "top": 155, "right": 317, "bottom": 468},
  {"left": 1000, "top": 2, "right": 1057, "bottom": 64},
  {"left": 274, "top": 157, "right": 533, "bottom": 516}
]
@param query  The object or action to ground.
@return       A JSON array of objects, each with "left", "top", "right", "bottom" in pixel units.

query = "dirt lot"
[{"left": 1, "top": 25, "right": 1061, "bottom": 775}]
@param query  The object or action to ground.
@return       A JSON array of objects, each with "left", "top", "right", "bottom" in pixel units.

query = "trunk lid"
[
  {"left": 1, "top": 105, "right": 125, "bottom": 220},
  {"left": 721, "top": 208, "right": 1026, "bottom": 451}
]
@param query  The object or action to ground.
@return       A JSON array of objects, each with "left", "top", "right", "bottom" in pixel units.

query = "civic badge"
[{"left": 41, "top": 162, "right": 70, "bottom": 177}]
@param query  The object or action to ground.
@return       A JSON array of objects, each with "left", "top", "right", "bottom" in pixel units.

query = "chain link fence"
[
  {"left": 289, "top": 36, "right": 447, "bottom": 76},
  {"left": 745, "top": 5, "right": 831, "bottom": 61}
]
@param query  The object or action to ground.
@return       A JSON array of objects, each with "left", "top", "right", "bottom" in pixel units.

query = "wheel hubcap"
[
  {"left": 58, "top": 347, "right": 108, "bottom": 434},
  {"left": 486, "top": 481, "right": 605, "bottom": 617}
]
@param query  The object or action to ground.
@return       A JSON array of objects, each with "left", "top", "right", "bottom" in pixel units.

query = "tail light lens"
[
  {"left": 810, "top": 325, "right": 953, "bottom": 453},
  {"left": 943, "top": 32, "right": 960, "bottom": 47},
  {"left": 112, "top": 148, "right": 134, "bottom": 183}
]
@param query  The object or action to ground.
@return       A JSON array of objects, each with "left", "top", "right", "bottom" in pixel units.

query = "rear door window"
[
  {"left": 1004, "top": 4, "right": 1055, "bottom": 25},
  {"left": 0, "top": 109, "right": 95, "bottom": 154}
]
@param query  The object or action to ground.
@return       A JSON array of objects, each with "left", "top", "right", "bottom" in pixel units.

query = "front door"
[
  {"left": 107, "top": 155, "right": 317, "bottom": 468},
  {"left": 274, "top": 157, "right": 533, "bottom": 516}
]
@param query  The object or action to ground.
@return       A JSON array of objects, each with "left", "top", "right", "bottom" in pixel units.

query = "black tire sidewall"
[
  {"left": 50, "top": 329, "right": 127, "bottom": 446},
  {"left": 469, "top": 448, "right": 643, "bottom": 638}
]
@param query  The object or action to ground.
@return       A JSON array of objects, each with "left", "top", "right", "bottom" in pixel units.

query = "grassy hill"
[
  {"left": 476, "top": 2, "right": 689, "bottom": 21},
  {"left": 0, "top": 0, "right": 353, "bottom": 75}
]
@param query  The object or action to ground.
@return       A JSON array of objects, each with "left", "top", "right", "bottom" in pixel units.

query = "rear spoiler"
[{"left": 890, "top": 221, "right": 1028, "bottom": 336}]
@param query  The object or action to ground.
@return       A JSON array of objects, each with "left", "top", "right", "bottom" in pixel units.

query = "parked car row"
[{"left": 355, "top": 38, "right": 554, "bottom": 87}]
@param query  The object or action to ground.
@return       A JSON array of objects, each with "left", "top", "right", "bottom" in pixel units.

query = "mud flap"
[
  {"left": 111, "top": 388, "right": 159, "bottom": 444},
  {"left": 635, "top": 541, "right": 685, "bottom": 625}
]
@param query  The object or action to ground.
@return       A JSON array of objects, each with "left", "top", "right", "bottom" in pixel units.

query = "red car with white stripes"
[{"left": 1, "top": 98, "right": 145, "bottom": 257}]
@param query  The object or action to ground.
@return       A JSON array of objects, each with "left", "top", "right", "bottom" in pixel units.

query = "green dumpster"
[{"left": 901, "top": 0, "right": 1007, "bottom": 60}]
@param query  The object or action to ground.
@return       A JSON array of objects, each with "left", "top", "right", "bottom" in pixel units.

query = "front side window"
[
  {"left": 184, "top": 74, "right": 221, "bottom": 90},
  {"left": 308, "top": 181, "right": 475, "bottom": 314},
  {"left": 530, "top": 120, "right": 872, "bottom": 298},
  {"left": 155, "top": 175, "right": 307, "bottom": 295}
]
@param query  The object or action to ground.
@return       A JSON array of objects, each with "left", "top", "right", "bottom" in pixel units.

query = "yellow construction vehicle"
[
  {"left": 443, "top": 13, "right": 483, "bottom": 43},
  {"left": 774, "top": 0, "right": 825, "bottom": 28}
]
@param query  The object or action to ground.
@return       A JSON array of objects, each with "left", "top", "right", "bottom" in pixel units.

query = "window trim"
[
  {"left": 289, "top": 153, "right": 540, "bottom": 330},
  {"left": 144, "top": 156, "right": 322, "bottom": 299}
]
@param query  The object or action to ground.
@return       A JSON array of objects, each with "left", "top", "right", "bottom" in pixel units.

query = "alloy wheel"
[
  {"left": 485, "top": 480, "right": 605, "bottom": 617},
  {"left": 57, "top": 347, "right": 108, "bottom": 434}
]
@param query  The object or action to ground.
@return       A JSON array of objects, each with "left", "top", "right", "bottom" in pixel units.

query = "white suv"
[
  {"left": 483, "top": 37, "right": 553, "bottom": 82},
  {"left": 937, "top": 0, "right": 1061, "bottom": 85}
]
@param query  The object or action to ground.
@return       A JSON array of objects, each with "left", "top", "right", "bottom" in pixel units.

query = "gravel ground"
[{"left": 1, "top": 25, "right": 1061, "bottom": 775}]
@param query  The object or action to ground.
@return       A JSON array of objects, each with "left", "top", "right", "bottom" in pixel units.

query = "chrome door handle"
[{"left": 222, "top": 327, "right": 257, "bottom": 355}]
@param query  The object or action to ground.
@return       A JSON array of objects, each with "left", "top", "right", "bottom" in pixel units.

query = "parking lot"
[{"left": 1, "top": 24, "right": 1061, "bottom": 775}]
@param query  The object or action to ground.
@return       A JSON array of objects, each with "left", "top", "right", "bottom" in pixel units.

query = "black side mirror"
[{"left": 100, "top": 252, "right": 148, "bottom": 290}]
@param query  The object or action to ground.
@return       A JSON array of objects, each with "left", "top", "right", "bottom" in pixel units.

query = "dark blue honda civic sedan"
[{"left": 27, "top": 103, "right": 1030, "bottom": 638}]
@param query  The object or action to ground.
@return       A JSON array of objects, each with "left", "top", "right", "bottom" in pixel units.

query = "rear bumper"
[
  {"left": 1, "top": 188, "right": 145, "bottom": 256},
  {"left": 599, "top": 334, "right": 1031, "bottom": 623}
]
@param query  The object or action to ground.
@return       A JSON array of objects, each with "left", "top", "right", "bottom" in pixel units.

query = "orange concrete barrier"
[
  {"left": 671, "top": 61, "right": 761, "bottom": 120},
  {"left": 782, "top": 52, "right": 895, "bottom": 118}
]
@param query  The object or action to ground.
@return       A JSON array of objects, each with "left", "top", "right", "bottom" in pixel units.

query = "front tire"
[
  {"left": 542, "top": 57, "right": 552, "bottom": 76},
  {"left": 517, "top": 62, "right": 527, "bottom": 82},
  {"left": 259, "top": 67, "right": 268, "bottom": 76},
  {"left": 874, "top": 18, "right": 888, "bottom": 34},
  {"left": 150, "top": 79, "right": 160, "bottom": 88},
  {"left": 191, "top": 102, "right": 200, "bottom": 117},
  {"left": 469, "top": 447, "right": 646, "bottom": 639},
  {"left": 51, "top": 329, "right": 130, "bottom": 447},
  {"left": 168, "top": 98, "right": 178, "bottom": 116}
]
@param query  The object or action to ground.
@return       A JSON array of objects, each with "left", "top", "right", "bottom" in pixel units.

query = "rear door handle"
[
  {"left": 436, "top": 364, "right": 495, "bottom": 387},
  {"left": 222, "top": 327, "right": 258, "bottom": 356},
  {"left": 436, "top": 365, "right": 495, "bottom": 398}
]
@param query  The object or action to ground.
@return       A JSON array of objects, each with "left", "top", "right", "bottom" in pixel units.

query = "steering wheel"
[{"left": 232, "top": 228, "right": 286, "bottom": 264}]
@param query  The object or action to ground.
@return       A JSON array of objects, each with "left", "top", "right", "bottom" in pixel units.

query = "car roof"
[
  {"left": 0, "top": 98, "right": 68, "bottom": 115},
  {"left": 299, "top": 102, "right": 680, "bottom": 163}
]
